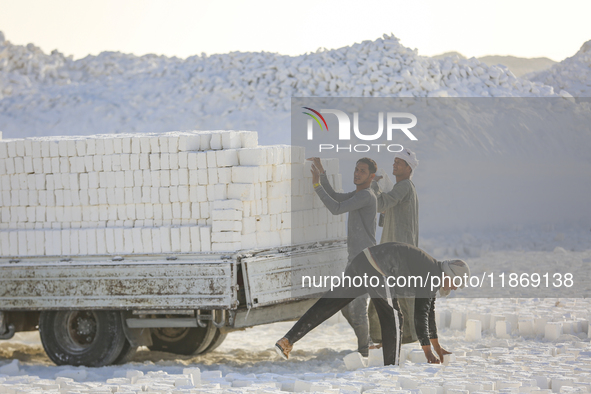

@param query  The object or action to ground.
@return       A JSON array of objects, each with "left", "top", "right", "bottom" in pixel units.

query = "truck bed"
[{"left": 0, "top": 241, "right": 347, "bottom": 324}]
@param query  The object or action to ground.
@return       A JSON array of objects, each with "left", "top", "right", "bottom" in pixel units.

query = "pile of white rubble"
[
  {"left": 0, "top": 31, "right": 562, "bottom": 141},
  {"left": 528, "top": 40, "right": 591, "bottom": 97}
]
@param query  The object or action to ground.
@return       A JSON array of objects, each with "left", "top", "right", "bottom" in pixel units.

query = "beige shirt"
[{"left": 372, "top": 179, "right": 418, "bottom": 247}]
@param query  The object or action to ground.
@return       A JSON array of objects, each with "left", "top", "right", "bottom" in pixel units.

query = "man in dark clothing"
[{"left": 275, "top": 242, "right": 470, "bottom": 366}]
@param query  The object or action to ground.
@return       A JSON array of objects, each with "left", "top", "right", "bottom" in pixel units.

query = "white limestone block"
[
  {"left": 149, "top": 153, "right": 161, "bottom": 170},
  {"left": 217, "top": 167, "right": 231, "bottom": 184},
  {"left": 232, "top": 166, "right": 259, "bottom": 184},
  {"left": 213, "top": 184, "right": 227, "bottom": 200},
  {"left": 241, "top": 233, "right": 257, "bottom": 249},
  {"left": 239, "top": 131, "right": 258, "bottom": 148},
  {"left": 227, "top": 183, "right": 254, "bottom": 200},
  {"left": 212, "top": 220, "right": 242, "bottom": 232},
  {"left": 178, "top": 168, "right": 189, "bottom": 185},
  {"left": 0, "top": 142, "right": 7, "bottom": 159},
  {"left": 367, "top": 348, "right": 384, "bottom": 367},
  {"left": 210, "top": 132, "right": 222, "bottom": 150},
  {"left": 177, "top": 134, "right": 198, "bottom": 152},
  {"left": 409, "top": 349, "right": 428, "bottom": 363},
  {"left": 178, "top": 186, "right": 189, "bottom": 203},
  {"left": 170, "top": 227, "right": 181, "bottom": 252},
  {"left": 178, "top": 151, "right": 188, "bottom": 169},
  {"left": 212, "top": 209, "right": 242, "bottom": 221},
  {"left": 489, "top": 314, "right": 505, "bottom": 331},
  {"left": 141, "top": 228, "right": 153, "bottom": 253},
  {"left": 172, "top": 202, "right": 181, "bottom": 219},
  {"left": 268, "top": 198, "right": 286, "bottom": 215},
  {"left": 200, "top": 226, "right": 211, "bottom": 251},
  {"left": 159, "top": 227, "right": 172, "bottom": 253},
  {"left": 221, "top": 131, "right": 241, "bottom": 149},
  {"left": 109, "top": 228, "right": 123, "bottom": 254},
  {"left": 256, "top": 231, "right": 281, "bottom": 248},
  {"left": 496, "top": 320, "right": 511, "bottom": 339},
  {"left": 503, "top": 313, "right": 519, "bottom": 333},
  {"left": 206, "top": 168, "right": 219, "bottom": 185},
  {"left": 9, "top": 231, "right": 18, "bottom": 255},
  {"left": 465, "top": 319, "right": 482, "bottom": 341},
  {"left": 206, "top": 151, "right": 217, "bottom": 168},
  {"left": 343, "top": 352, "right": 367, "bottom": 370},
  {"left": 189, "top": 227, "right": 201, "bottom": 252},
  {"left": 204, "top": 185, "right": 215, "bottom": 201},
  {"left": 131, "top": 228, "right": 142, "bottom": 254},
  {"left": 122, "top": 228, "right": 133, "bottom": 254},
  {"left": 25, "top": 230, "right": 36, "bottom": 255},
  {"left": 212, "top": 231, "right": 241, "bottom": 243},
  {"left": 196, "top": 152, "right": 207, "bottom": 169},
  {"left": 162, "top": 203, "right": 173, "bottom": 220},
  {"left": 519, "top": 319, "right": 535, "bottom": 337},
  {"left": 121, "top": 137, "right": 132, "bottom": 154},
  {"left": 211, "top": 241, "right": 240, "bottom": 252},
  {"left": 238, "top": 147, "right": 268, "bottom": 166},
  {"left": 196, "top": 132, "right": 210, "bottom": 151},
  {"left": 212, "top": 200, "right": 243, "bottom": 210},
  {"left": 545, "top": 322, "right": 563, "bottom": 341},
  {"left": 450, "top": 310, "right": 466, "bottom": 331}
]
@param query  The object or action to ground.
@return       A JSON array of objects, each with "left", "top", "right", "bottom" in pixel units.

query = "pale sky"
[{"left": 0, "top": 0, "right": 589, "bottom": 61}]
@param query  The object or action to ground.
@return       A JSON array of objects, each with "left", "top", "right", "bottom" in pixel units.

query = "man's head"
[
  {"left": 439, "top": 259, "right": 471, "bottom": 297},
  {"left": 392, "top": 148, "right": 418, "bottom": 179},
  {"left": 354, "top": 158, "right": 377, "bottom": 187}
]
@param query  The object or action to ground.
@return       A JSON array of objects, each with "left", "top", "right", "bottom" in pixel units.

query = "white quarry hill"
[
  {"left": 527, "top": 40, "right": 591, "bottom": 97},
  {"left": 0, "top": 31, "right": 559, "bottom": 144}
]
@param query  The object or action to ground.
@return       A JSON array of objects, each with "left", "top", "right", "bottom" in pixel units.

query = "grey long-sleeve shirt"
[
  {"left": 367, "top": 242, "right": 441, "bottom": 346},
  {"left": 371, "top": 178, "right": 418, "bottom": 247},
  {"left": 315, "top": 173, "right": 377, "bottom": 262}
]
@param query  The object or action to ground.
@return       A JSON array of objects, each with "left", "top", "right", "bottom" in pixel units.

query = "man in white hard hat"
[
  {"left": 275, "top": 242, "right": 470, "bottom": 366},
  {"left": 370, "top": 147, "right": 420, "bottom": 346}
]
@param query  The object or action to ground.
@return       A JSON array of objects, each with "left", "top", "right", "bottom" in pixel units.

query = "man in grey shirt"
[
  {"left": 308, "top": 157, "right": 377, "bottom": 356},
  {"left": 370, "top": 148, "right": 419, "bottom": 345}
]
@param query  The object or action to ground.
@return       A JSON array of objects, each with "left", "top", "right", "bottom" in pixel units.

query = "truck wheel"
[
  {"left": 39, "top": 310, "right": 126, "bottom": 367},
  {"left": 148, "top": 321, "right": 216, "bottom": 355},
  {"left": 200, "top": 328, "right": 227, "bottom": 354},
  {"left": 113, "top": 339, "right": 138, "bottom": 365}
]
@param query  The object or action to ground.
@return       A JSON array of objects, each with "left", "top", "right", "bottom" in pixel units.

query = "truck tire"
[
  {"left": 39, "top": 310, "right": 127, "bottom": 367},
  {"left": 200, "top": 328, "right": 227, "bottom": 354},
  {"left": 113, "top": 339, "right": 138, "bottom": 365},
  {"left": 148, "top": 321, "right": 216, "bottom": 355}
]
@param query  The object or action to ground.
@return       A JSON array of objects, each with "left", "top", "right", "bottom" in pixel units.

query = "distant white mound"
[
  {"left": 527, "top": 40, "right": 591, "bottom": 97},
  {"left": 432, "top": 52, "right": 556, "bottom": 77},
  {"left": 0, "top": 32, "right": 558, "bottom": 141}
]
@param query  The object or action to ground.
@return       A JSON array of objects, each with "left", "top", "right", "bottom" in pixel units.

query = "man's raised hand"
[
  {"left": 306, "top": 157, "right": 325, "bottom": 174},
  {"left": 310, "top": 163, "right": 321, "bottom": 184}
]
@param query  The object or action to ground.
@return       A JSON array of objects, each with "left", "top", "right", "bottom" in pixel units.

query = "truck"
[{"left": 0, "top": 240, "right": 347, "bottom": 367}]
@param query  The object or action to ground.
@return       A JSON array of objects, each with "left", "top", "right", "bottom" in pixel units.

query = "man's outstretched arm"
[
  {"left": 309, "top": 157, "right": 353, "bottom": 202},
  {"left": 315, "top": 186, "right": 373, "bottom": 215}
]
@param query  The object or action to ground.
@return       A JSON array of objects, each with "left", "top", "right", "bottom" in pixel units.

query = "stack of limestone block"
[{"left": 0, "top": 130, "right": 345, "bottom": 257}]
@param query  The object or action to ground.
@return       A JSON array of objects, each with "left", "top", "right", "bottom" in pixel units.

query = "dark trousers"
[{"left": 284, "top": 252, "right": 404, "bottom": 366}]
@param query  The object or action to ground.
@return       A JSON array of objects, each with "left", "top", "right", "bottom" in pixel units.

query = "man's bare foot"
[
  {"left": 275, "top": 337, "right": 293, "bottom": 360},
  {"left": 369, "top": 343, "right": 383, "bottom": 350}
]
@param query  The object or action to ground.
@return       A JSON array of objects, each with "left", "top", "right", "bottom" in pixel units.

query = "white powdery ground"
[
  {"left": 1, "top": 294, "right": 590, "bottom": 393},
  {"left": 527, "top": 41, "right": 591, "bottom": 97},
  {"left": 0, "top": 31, "right": 559, "bottom": 143}
]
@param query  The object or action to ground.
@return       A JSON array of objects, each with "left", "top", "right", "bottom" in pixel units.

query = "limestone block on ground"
[
  {"left": 545, "top": 322, "right": 563, "bottom": 341},
  {"left": 343, "top": 352, "right": 367, "bottom": 370},
  {"left": 466, "top": 319, "right": 482, "bottom": 341},
  {"left": 496, "top": 320, "right": 511, "bottom": 338}
]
